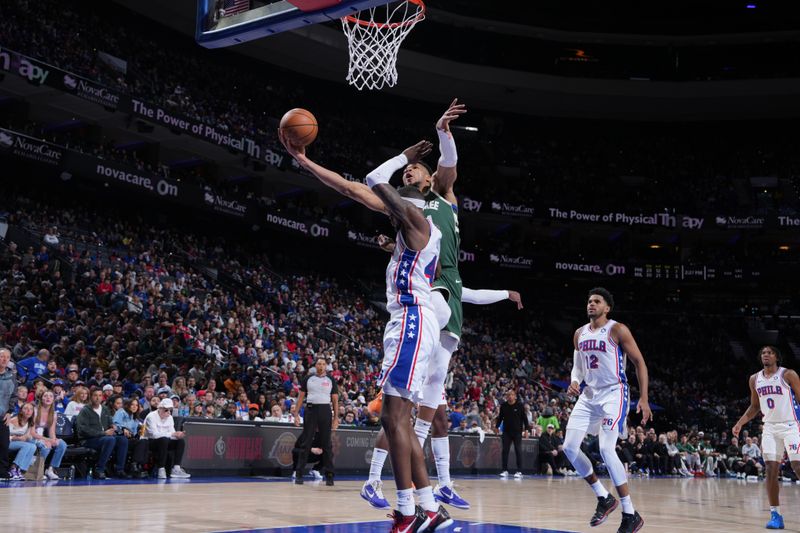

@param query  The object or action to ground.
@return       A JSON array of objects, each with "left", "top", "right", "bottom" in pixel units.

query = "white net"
[{"left": 340, "top": 0, "right": 425, "bottom": 91}]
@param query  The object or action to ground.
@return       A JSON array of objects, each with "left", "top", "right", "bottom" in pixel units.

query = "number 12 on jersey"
[{"left": 585, "top": 354, "right": 599, "bottom": 369}]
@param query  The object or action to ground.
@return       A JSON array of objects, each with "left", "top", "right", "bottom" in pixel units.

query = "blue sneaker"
[
  {"left": 360, "top": 480, "right": 390, "bottom": 509},
  {"left": 766, "top": 510, "right": 784, "bottom": 529},
  {"left": 433, "top": 483, "right": 470, "bottom": 509}
]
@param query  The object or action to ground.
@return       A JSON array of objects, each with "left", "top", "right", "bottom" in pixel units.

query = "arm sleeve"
[
  {"left": 366, "top": 153, "right": 408, "bottom": 189},
  {"left": 437, "top": 128, "right": 458, "bottom": 168},
  {"left": 329, "top": 377, "right": 339, "bottom": 396},
  {"left": 300, "top": 376, "right": 309, "bottom": 393},
  {"left": 571, "top": 350, "right": 585, "bottom": 384},
  {"left": 461, "top": 288, "right": 509, "bottom": 305}
]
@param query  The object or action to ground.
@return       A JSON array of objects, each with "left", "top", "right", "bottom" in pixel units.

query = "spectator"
[
  {"left": 742, "top": 437, "right": 764, "bottom": 477},
  {"left": 16, "top": 349, "right": 50, "bottom": 387},
  {"left": 74, "top": 389, "right": 129, "bottom": 479},
  {"left": 726, "top": 437, "right": 746, "bottom": 478},
  {"left": 65, "top": 386, "right": 89, "bottom": 417},
  {"left": 7, "top": 402, "right": 38, "bottom": 481},
  {"left": 535, "top": 406, "right": 560, "bottom": 433},
  {"left": 113, "top": 398, "right": 148, "bottom": 478},
  {"left": 248, "top": 403, "right": 263, "bottom": 421},
  {"left": 142, "top": 398, "right": 191, "bottom": 479},
  {"left": 677, "top": 434, "right": 701, "bottom": 474},
  {"left": 12, "top": 385, "right": 28, "bottom": 415},
  {"left": 1, "top": 349, "right": 21, "bottom": 480},
  {"left": 43, "top": 226, "right": 59, "bottom": 245},
  {"left": 31, "top": 390, "right": 68, "bottom": 480},
  {"left": 539, "top": 423, "right": 564, "bottom": 475}
]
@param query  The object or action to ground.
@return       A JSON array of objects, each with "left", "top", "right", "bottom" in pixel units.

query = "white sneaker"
[
  {"left": 500, "top": 471, "right": 509, "bottom": 478},
  {"left": 44, "top": 467, "right": 60, "bottom": 480},
  {"left": 514, "top": 472, "right": 523, "bottom": 479},
  {"left": 291, "top": 471, "right": 296, "bottom": 480},
  {"left": 171, "top": 466, "right": 191, "bottom": 479},
  {"left": 157, "top": 468, "right": 167, "bottom": 479},
  {"left": 310, "top": 470, "right": 323, "bottom": 480}
]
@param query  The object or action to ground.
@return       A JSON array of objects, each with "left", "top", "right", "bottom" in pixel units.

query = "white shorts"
[
  {"left": 566, "top": 384, "right": 630, "bottom": 437},
  {"left": 762, "top": 421, "right": 800, "bottom": 461},
  {"left": 419, "top": 334, "right": 458, "bottom": 409},
  {"left": 378, "top": 304, "right": 438, "bottom": 400}
]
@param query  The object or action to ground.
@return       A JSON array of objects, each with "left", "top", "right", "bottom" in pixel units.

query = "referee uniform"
[{"left": 294, "top": 363, "right": 338, "bottom": 484}]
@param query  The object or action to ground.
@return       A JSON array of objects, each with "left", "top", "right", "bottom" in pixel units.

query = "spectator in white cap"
[
  {"left": 142, "top": 398, "right": 191, "bottom": 479},
  {"left": 102, "top": 384, "right": 114, "bottom": 401}
]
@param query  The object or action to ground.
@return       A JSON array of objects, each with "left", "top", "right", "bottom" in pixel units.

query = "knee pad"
[
  {"left": 420, "top": 343, "right": 452, "bottom": 409},
  {"left": 431, "top": 290, "right": 451, "bottom": 331}
]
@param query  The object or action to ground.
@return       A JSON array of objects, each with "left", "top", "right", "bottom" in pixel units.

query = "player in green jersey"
[{"left": 279, "top": 100, "right": 522, "bottom": 512}]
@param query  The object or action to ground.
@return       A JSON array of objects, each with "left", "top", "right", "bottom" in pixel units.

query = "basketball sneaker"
[
  {"left": 617, "top": 511, "right": 644, "bottom": 533},
  {"left": 310, "top": 470, "right": 323, "bottom": 480},
  {"left": 499, "top": 471, "right": 509, "bottom": 478},
  {"left": 766, "top": 510, "right": 785, "bottom": 530},
  {"left": 433, "top": 483, "right": 470, "bottom": 509},
  {"left": 590, "top": 494, "right": 618, "bottom": 527},
  {"left": 422, "top": 505, "right": 454, "bottom": 532},
  {"left": 388, "top": 506, "right": 430, "bottom": 533},
  {"left": 513, "top": 472, "right": 523, "bottom": 479},
  {"left": 361, "top": 479, "right": 391, "bottom": 509}
]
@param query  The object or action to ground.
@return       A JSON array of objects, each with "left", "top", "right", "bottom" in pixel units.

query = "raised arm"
[
  {"left": 279, "top": 130, "right": 387, "bottom": 214},
  {"left": 615, "top": 322, "right": 652, "bottom": 425},
  {"left": 431, "top": 98, "right": 467, "bottom": 202},
  {"left": 367, "top": 142, "right": 433, "bottom": 250},
  {"left": 733, "top": 374, "right": 761, "bottom": 438}
]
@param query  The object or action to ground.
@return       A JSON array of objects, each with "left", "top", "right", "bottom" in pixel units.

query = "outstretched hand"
[
  {"left": 278, "top": 129, "right": 306, "bottom": 162},
  {"left": 637, "top": 400, "right": 653, "bottom": 425},
  {"left": 436, "top": 98, "right": 467, "bottom": 133},
  {"left": 507, "top": 290, "right": 523, "bottom": 310},
  {"left": 403, "top": 140, "right": 433, "bottom": 165}
]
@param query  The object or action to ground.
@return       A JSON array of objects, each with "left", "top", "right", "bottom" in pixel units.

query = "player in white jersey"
[
  {"left": 733, "top": 346, "right": 800, "bottom": 530},
  {"left": 563, "top": 288, "right": 650, "bottom": 533}
]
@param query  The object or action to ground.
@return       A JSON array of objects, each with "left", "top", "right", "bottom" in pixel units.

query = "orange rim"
[{"left": 344, "top": 0, "right": 425, "bottom": 29}]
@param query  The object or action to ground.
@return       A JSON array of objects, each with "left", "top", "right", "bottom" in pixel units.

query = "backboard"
[{"left": 196, "top": 0, "right": 391, "bottom": 48}]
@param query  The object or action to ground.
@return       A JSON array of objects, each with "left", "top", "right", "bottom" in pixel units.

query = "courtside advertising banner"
[
  {"left": 0, "top": 128, "right": 63, "bottom": 166},
  {"left": 181, "top": 420, "right": 538, "bottom": 474}
]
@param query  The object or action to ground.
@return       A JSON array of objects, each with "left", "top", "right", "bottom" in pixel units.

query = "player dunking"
[
  {"left": 563, "top": 288, "right": 650, "bottom": 533},
  {"left": 281, "top": 100, "right": 477, "bottom": 510},
  {"left": 733, "top": 346, "right": 800, "bottom": 530}
]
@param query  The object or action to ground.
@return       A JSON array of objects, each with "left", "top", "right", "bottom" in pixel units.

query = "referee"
[{"left": 292, "top": 358, "right": 339, "bottom": 485}]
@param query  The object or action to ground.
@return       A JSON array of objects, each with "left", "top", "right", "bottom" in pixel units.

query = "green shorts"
[{"left": 432, "top": 268, "right": 462, "bottom": 340}]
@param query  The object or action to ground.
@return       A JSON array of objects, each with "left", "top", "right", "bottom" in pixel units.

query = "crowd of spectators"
[
  {"left": 1, "top": 181, "right": 795, "bottom": 481},
  {"left": 2, "top": 0, "right": 800, "bottom": 216}
]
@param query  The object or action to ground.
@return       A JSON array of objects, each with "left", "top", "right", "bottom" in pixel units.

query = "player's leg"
[
  {"left": 361, "top": 426, "right": 391, "bottom": 509},
  {"left": 564, "top": 398, "right": 618, "bottom": 527},
  {"left": 598, "top": 386, "right": 643, "bottom": 533},
  {"left": 761, "top": 424, "right": 784, "bottom": 529},
  {"left": 513, "top": 432, "right": 523, "bottom": 476},
  {"left": 419, "top": 332, "right": 469, "bottom": 509}
]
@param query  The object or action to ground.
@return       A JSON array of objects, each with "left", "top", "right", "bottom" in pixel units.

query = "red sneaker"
[
  {"left": 388, "top": 507, "right": 431, "bottom": 533},
  {"left": 423, "top": 505, "right": 454, "bottom": 532}
]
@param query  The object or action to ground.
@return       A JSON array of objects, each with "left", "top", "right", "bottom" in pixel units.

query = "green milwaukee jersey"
[{"left": 424, "top": 189, "right": 463, "bottom": 339}]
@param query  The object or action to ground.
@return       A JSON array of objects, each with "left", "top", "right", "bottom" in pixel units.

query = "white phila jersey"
[
  {"left": 577, "top": 319, "right": 627, "bottom": 391},
  {"left": 385, "top": 217, "right": 441, "bottom": 316},
  {"left": 756, "top": 367, "right": 800, "bottom": 424}
]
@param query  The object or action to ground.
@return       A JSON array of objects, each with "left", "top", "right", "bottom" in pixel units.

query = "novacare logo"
[
  {"left": 266, "top": 214, "right": 329, "bottom": 238},
  {"left": 95, "top": 164, "right": 178, "bottom": 196}
]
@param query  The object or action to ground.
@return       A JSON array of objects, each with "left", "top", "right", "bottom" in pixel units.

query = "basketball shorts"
[
  {"left": 566, "top": 384, "right": 630, "bottom": 437},
  {"left": 761, "top": 421, "right": 800, "bottom": 461},
  {"left": 432, "top": 268, "right": 462, "bottom": 340},
  {"left": 378, "top": 304, "right": 438, "bottom": 402}
]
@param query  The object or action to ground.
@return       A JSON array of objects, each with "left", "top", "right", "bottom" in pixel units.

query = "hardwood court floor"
[{"left": 1, "top": 475, "right": 798, "bottom": 532}]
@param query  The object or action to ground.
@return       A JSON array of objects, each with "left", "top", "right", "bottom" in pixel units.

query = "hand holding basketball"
[
  {"left": 278, "top": 128, "right": 305, "bottom": 161},
  {"left": 402, "top": 140, "right": 433, "bottom": 164},
  {"left": 436, "top": 98, "right": 467, "bottom": 132},
  {"left": 279, "top": 108, "right": 318, "bottom": 147}
]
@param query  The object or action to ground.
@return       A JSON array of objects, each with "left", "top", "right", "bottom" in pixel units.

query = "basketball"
[{"left": 279, "top": 108, "right": 318, "bottom": 147}]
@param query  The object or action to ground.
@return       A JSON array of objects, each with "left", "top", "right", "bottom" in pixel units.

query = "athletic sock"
[
  {"left": 397, "top": 488, "right": 415, "bottom": 516},
  {"left": 414, "top": 419, "right": 432, "bottom": 448},
  {"left": 369, "top": 448, "right": 388, "bottom": 482},
  {"left": 771, "top": 506, "right": 781, "bottom": 514},
  {"left": 431, "top": 436, "right": 451, "bottom": 486},
  {"left": 590, "top": 480, "right": 609, "bottom": 498},
  {"left": 620, "top": 495, "right": 634, "bottom": 514},
  {"left": 414, "top": 486, "right": 437, "bottom": 513}
]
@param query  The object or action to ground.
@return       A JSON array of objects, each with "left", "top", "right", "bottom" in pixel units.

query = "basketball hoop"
[{"left": 340, "top": 0, "right": 425, "bottom": 91}]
